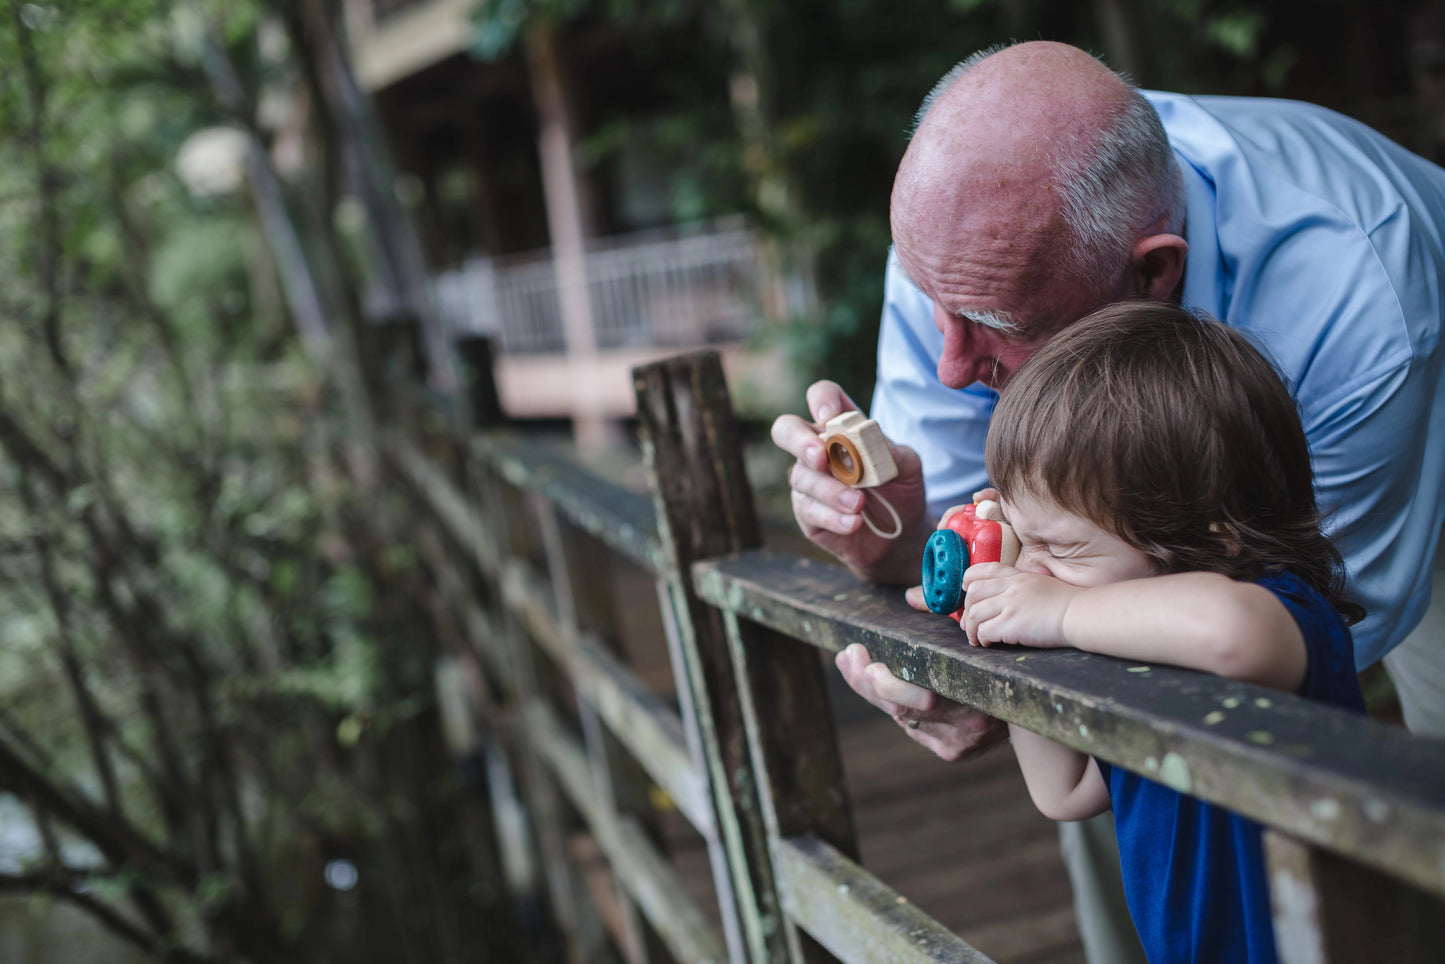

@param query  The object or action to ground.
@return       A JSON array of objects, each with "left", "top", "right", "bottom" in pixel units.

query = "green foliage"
[
  {"left": 573, "top": 0, "right": 1326, "bottom": 404},
  {"left": 0, "top": 3, "right": 487, "bottom": 961},
  {"left": 1205, "top": 8, "right": 1268, "bottom": 58},
  {"left": 470, "top": 0, "right": 585, "bottom": 59}
]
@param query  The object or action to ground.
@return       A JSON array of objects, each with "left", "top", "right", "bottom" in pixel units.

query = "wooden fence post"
[
  {"left": 1265, "top": 830, "right": 1445, "bottom": 963},
  {"left": 634, "top": 349, "right": 855, "bottom": 964},
  {"left": 455, "top": 335, "right": 505, "bottom": 431}
]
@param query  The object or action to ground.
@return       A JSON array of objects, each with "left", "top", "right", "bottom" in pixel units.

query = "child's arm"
[
  {"left": 1007, "top": 724, "right": 1111, "bottom": 821},
  {"left": 961, "top": 566, "right": 1308, "bottom": 693}
]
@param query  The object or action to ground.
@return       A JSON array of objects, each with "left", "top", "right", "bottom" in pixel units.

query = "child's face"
[{"left": 1000, "top": 488, "right": 1156, "bottom": 588}]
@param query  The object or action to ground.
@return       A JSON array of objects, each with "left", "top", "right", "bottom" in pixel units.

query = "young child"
[{"left": 959, "top": 301, "right": 1366, "bottom": 964}]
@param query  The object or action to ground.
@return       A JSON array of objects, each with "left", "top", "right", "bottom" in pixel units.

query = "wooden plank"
[
  {"left": 500, "top": 559, "right": 713, "bottom": 835},
  {"left": 571, "top": 832, "right": 643, "bottom": 961},
  {"left": 693, "top": 550, "right": 1445, "bottom": 902},
  {"left": 959, "top": 904, "right": 1081, "bottom": 964},
  {"left": 529, "top": 699, "right": 730, "bottom": 964},
  {"left": 414, "top": 523, "right": 515, "bottom": 692},
  {"left": 773, "top": 834, "right": 994, "bottom": 964},
  {"left": 720, "top": 607, "right": 858, "bottom": 961},
  {"left": 470, "top": 462, "right": 606, "bottom": 959},
  {"left": 1265, "top": 830, "right": 1445, "bottom": 964},
  {"left": 540, "top": 500, "right": 679, "bottom": 964},
  {"left": 634, "top": 350, "right": 783, "bottom": 964},
  {"left": 536, "top": 496, "right": 650, "bottom": 964},
  {"left": 392, "top": 432, "right": 663, "bottom": 576},
  {"left": 389, "top": 438, "right": 501, "bottom": 576},
  {"left": 473, "top": 432, "right": 662, "bottom": 572},
  {"left": 454, "top": 334, "right": 505, "bottom": 430},
  {"left": 658, "top": 680, "right": 1083, "bottom": 963},
  {"left": 720, "top": 615, "right": 856, "bottom": 850}
]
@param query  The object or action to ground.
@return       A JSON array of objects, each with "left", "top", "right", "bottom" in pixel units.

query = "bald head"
[
  {"left": 906, "top": 42, "right": 1135, "bottom": 181},
  {"left": 892, "top": 42, "right": 1182, "bottom": 309}
]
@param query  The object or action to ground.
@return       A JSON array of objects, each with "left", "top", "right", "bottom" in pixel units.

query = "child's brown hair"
[{"left": 986, "top": 300, "right": 1362, "bottom": 623}]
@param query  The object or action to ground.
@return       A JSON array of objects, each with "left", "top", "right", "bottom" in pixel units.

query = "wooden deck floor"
[{"left": 603, "top": 529, "right": 1086, "bottom": 964}]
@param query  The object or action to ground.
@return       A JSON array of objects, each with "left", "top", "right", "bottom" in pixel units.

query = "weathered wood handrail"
[
  {"left": 693, "top": 549, "right": 1445, "bottom": 902},
  {"left": 392, "top": 344, "right": 1445, "bottom": 964}
]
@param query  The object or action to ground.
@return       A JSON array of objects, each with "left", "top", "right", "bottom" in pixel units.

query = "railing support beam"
[
  {"left": 1265, "top": 830, "right": 1445, "bottom": 963},
  {"left": 635, "top": 349, "right": 855, "bottom": 964}
]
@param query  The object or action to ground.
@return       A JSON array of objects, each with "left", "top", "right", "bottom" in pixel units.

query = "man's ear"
[{"left": 1127, "top": 234, "right": 1188, "bottom": 301}]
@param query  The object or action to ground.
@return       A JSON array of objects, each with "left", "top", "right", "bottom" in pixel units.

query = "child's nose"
[{"left": 1014, "top": 549, "right": 1051, "bottom": 575}]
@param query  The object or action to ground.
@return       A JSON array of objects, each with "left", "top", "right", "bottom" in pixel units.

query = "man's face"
[
  {"left": 894, "top": 230, "right": 1118, "bottom": 391},
  {"left": 889, "top": 129, "right": 1126, "bottom": 390}
]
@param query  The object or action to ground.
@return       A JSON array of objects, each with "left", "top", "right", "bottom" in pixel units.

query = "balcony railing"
[{"left": 432, "top": 218, "right": 770, "bottom": 356}]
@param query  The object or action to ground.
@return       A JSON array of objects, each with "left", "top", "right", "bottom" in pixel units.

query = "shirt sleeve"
[
  {"left": 1255, "top": 571, "right": 1366, "bottom": 712},
  {"left": 869, "top": 248, "right": 996, "bottom": 517}
]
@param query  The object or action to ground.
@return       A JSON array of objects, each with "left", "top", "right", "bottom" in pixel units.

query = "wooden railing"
[{"left": 392, "top": 345, "right": 1445, "bottom": 964}]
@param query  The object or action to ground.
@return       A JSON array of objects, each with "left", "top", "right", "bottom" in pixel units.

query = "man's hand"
[
  {"left": 770, "top": 381, "right": 931, "bottom": 584},
  {"left": 835, "top": 643, "right": 1007, "bottom": 761},
  {"left": 961, "top": 563, "right": 1079, "bottom": 648}
]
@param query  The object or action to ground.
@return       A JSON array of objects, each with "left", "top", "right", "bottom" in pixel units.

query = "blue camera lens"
[{"left": 921, "top": 529, "right": 968, "bottom": 614}]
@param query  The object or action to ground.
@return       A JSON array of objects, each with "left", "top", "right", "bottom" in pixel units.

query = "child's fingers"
[
  {"left": 962, "top": 563, "right": 1007, "bottom": 594},
  {"left": 965, "top": 596, "right": 1002, "bottom": 647}
]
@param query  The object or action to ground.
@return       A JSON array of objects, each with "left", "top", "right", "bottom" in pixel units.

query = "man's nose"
[{"left": 934, "top": 305, "right": 999, "bottom": 388}]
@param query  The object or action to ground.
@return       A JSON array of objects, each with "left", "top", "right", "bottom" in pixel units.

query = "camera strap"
[{"left": 861, "top": 490, "right": 903, "bottom": 540}]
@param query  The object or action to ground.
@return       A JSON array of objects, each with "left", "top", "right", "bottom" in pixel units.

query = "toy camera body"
[
  {"left": 921, "top": 499, "right": 1020, "bottom": 621},
  {"left": 821, "top": 412, "right": 898, "bottom": 489}
]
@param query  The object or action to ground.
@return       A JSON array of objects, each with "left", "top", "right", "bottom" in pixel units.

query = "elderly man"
[{"left": 771, "top": 41, "right": 1445, "bottom": 963}]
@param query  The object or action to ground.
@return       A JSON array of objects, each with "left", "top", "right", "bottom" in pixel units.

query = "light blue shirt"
[{"left": 871, "top": 91, "right": 1445, "bottom": 667}]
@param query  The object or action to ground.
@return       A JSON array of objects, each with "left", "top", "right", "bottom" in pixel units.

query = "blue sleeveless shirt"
[{"left": 1097, "top": 571, "right": 1365, "bottom": 963}]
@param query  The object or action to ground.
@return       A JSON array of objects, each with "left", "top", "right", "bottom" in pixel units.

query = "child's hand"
[{"left": 960, "top": 563, "right": 1080, "bottom": 648}]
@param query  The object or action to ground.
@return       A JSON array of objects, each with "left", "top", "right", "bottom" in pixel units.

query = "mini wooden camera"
[{"left": 821, "top": 412, "right": 898, "bottom": 489}]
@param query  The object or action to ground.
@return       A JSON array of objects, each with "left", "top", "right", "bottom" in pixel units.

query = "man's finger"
[
  {"left": 771, "top": 412, "right": 823, "bottom": 462},
  {"left": 805, "top": 380, "right": 856, "bottom": 425},
  {"left": 865, "top": 662, "right": 935, "bottom": 710},
  {"left": 789, "top": 460, "right": 863, "bottom": 512},
  {"left": 904, "top": 584, "right": 928, "bottom": 611},
  {"left": 836, "top": 645, "right": 900, "bottom": 714},
  {"left": 792, "top": 490, "right": 864, "bottom": 536}
]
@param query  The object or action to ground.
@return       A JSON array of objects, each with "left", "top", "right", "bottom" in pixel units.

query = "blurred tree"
[{"left": 0, "top": 2, "right": 509, "bottom": 961}]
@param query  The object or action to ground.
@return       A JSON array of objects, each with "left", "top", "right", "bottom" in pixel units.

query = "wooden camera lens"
[{"left": 825, "top": 434, "right": 865, "bottom": 486}]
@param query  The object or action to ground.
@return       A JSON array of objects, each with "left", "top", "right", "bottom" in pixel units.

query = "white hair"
[
  {"left": 913, "top": 45, "right": 1185, "bottom": 292},
  {"left": 1054, "top": 88, "right": 1186, "bottom": 284},
  {"left": 910, "top": 45, "right": 1005, "bottom": 135},
  {"left": 960, "top": 307, "right": 1024, "bottom": 336}
]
